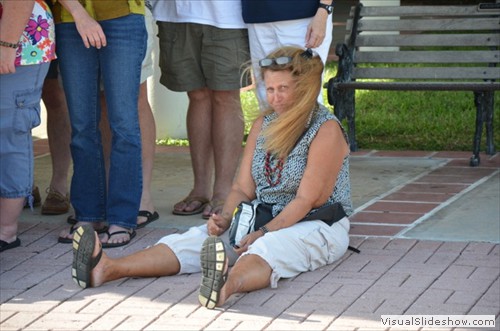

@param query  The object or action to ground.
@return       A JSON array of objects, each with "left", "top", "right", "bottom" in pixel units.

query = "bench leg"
[
  {"left": 346, "top": 90, "right": 357, "bottom": 151},
  {"left": 484, "top": 91, "right": 496, "bottom": 155},
  {"left": 471, "top": 92, "right": 486, "bottom": 166}
]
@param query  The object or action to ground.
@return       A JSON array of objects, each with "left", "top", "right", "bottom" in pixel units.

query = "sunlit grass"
[{"left": 158, "top": 62, "right": 499, "bottom": 151}]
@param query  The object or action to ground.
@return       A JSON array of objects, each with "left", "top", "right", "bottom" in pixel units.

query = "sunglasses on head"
[
  {"left": 259, "top": 56, "right": 293, "bottom": 68},
  {"left": 258, "top": 48, "right": 315, "bottom": 68}
]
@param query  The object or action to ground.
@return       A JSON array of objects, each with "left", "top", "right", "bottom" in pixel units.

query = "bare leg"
[
  {"left": 173, "top": 88, "right": 213, "bottom": 213},
  {"left": 137, "top": 81, "right": 156, "bottom": 224},
  {"left": 42, "top": 78, "right": 71, "bottom": 196},
  {"left": 0, "top": 198, "right": 24, "bottom": 244},
  {"left": 217, "top": 254, "right": 272, "bottom": 306},
  {"left": 89, "top": 231, "right": 180, "bottom": 287},
  {"left": 202, "top": 90, "right": 244, "bottom": 218}
]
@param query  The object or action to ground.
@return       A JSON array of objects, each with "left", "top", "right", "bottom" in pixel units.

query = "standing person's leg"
[
  {"left": 156, "top": 21, "right": 212, "bottom": 215},
  {"left": 204, "top": 89, "right": 244, "bottom": 218},
  {"left": 56, "top": 23, "right": 108, "bottom": 242},
  {"left": 136, "top": 7, "right": 158, "bottom": 226},
  {"left": 200, "top": 26, "right": 249, "bottom": 218},
  {"left": 136, "top": 81, "right": 158, "bottom": 226},
  {"left": 98, "top": 14, "right": 146, "bottom": 246},
  {"left": 41, "top": 61, "right": 72, "bottom": 215},
  {"left": 0, "top": 64, "right": 49, "bottom": 251},
  {"left": 99, "top": 81, "right": 158, "bottom": 228},
  {"left": 98, "top": 8, "right": 157, "bottom": 228},
  {"left": 177, "top": 87, "right": 214, "bottom": 213}
]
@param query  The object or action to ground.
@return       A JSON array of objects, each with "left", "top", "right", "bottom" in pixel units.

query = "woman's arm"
[
  {"left": 57, "top": 0, "right": 106, "bottom": 48},
  {"left": 206, "top": 116, "right": 262, "bottom": 236},
  {"left": 0, "top": 1, "right": 35, "bottom": 74},
  {"left": 305, "top": 1, "right": 333, "bottom": 48}
]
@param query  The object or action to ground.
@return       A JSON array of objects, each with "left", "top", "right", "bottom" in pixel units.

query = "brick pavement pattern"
[
  {"left": 1, "top": 231, "right": 499, "bottom": 330},
  {"left": 1, "top": 143, "right": 499, "bottom": 330}
]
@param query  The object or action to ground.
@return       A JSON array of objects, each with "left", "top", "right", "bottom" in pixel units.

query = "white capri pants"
[
  {"left": 156, "top": 217, "right": 350, "bottom": 288},
  {"left": 247, "top": 17, "right": 333, "bottom": 109}
]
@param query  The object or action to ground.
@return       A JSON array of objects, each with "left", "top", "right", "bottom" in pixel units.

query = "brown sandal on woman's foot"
[{"left": 172, "top": 196, "right": 209, "bottom": 216}]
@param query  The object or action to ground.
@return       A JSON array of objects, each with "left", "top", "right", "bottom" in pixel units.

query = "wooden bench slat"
[
  {"left": 354, "top": 18, "right": 500, "bottom": 32},
  {"left": 352, "top": 67, "right": 500, "bottom": 80},
  {"left": 334, "top": 81, "right": 500, "bottom": 92},
  {"left": 353, "top": 5, "right": 500, "bottom": 17},
  {"left": 355, "top": 34, "right": 500, "bottom": 47},
  {"left": 354, "top": 50, "right": 500, "bottom": 64}
]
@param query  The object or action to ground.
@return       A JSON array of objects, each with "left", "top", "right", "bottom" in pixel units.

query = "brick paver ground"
[{"left": 1, "top": 142, "right": 498, "bottom": 330}]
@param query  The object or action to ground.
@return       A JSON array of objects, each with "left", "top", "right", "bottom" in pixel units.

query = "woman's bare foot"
[
  {"left": 100, "top": 224, "right": 135, "bottom": 247},
  {"left": 58, "top": 221, "right": 107, "bottom": 243},
  {"left": 88, "top": 231, "right": 108, "bottom": 287}
]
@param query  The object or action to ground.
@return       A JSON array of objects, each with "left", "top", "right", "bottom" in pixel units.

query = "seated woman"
[{"left": 71, "top": 46, "right": 353, "bottom": 309}]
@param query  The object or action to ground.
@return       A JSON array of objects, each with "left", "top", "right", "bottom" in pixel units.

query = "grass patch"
[{"left": 159, "top": 62, "right": 499, "bottom": 151}]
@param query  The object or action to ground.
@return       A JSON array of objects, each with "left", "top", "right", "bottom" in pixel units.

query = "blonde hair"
[{"left": 260, "top": 46, "right": 324, "bottom": 159}]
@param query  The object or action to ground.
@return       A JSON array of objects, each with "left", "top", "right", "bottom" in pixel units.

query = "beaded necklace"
[
  {"left": 264, "top": 152, "right": 284, "bottom": 187},
  {"left": 263, "top": 105, "right": 317, "bottom": 187}
]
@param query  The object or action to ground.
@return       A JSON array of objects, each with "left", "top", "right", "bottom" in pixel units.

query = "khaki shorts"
[{"left": 156, "top": 22, "right": 250, "bottom": 92}]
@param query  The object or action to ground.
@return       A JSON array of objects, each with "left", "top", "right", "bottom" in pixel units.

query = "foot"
[
  {"left": 136, "top": 210, "right": 159, "bottom": 229},
  {"left": 72, "top": 225, "right": 108, "bottom": 288},
  {"left": 58, "top": 221, "right": 108, "bottom": 243},
  {"left": 137, "top": 195, "right": 155, "bottom": 225},
  {"left": 100, "top": 225, "right": 136, "bottom": 248},
  {"left": 202, "top": 199, "right": 225, "bottom": 219},
  {"left": 41, "top": 187, "right": 70, "bottom": 215},
  {"left": 173, "top": 196, "right": 209, "bottom": 215},
  {"left": 0, "top": 238, "right": 21, "bottom": 252},
  {"left": 199, "top": 236, "right": 229, "bottom": 309}
]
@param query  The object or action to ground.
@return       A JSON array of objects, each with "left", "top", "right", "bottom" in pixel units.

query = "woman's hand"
[
  {"left": 207, "top": 213, "right": 231, "bottom": 237},
  {"left": 73, "top": 12, "right": 106, "bottom": 48},
  {"left": 58, "top": 0, "right": 106, "bottom": 48},
  {"left": 0, "top": 48, "right": 17, "bottom": 74},
  {"left": 305, "top": 11, "right": 328, "bottom": 48},
  {"left": 234, "top": 230, "right": 264, "bottom": 255},
  {"left": 0, "top": 0, "right": 35, "bottom": 74}
]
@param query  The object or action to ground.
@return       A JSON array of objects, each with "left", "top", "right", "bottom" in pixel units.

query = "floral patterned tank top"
[
  {"left": 4, "top": 0, "right": 57, "bottom": 67},
  {"left": 251, "top": 105, "right": 353, "bottom": 218}
]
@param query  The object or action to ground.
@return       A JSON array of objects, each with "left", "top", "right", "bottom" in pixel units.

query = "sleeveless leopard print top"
[{"left": 251, "top": 104, "right": 353, "bottom": 218}]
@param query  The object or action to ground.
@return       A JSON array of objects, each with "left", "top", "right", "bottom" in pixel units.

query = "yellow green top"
[{"left": 52, "top": 0, "right": 144, "bottom": 23}]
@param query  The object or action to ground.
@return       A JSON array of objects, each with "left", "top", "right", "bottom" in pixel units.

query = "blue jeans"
[{"left": 56, "top": 14, "right": 146, "bottom": 229}]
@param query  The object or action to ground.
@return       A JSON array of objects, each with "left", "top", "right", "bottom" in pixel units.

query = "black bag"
[{"left": 228, "top": 201, "right": 347, "bottom": 248}]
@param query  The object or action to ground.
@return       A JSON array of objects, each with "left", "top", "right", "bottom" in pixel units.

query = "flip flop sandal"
[
  {"left": 58, "top": 224, "right": 109, "bottom": 244},
  {"left": 172, "top": 196, "right": 209, "bottom": 216},
  {"left": 66, "top": 215, "right": 77, "bottom": 225},
  {"left": 101, "top": 229, "right": 136, "bottom": 248},
  {"left": 199, "top": 236, "right": 228, "bottom": 309},
  {"left": 136, "top": 210, "right": 160, "bottom": 229},
  {"left": 72, "top": 224, "right": 102, "bottom": 288},
  {"left": 0, "top": 238, "right": 21, "bottom": 252}
]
